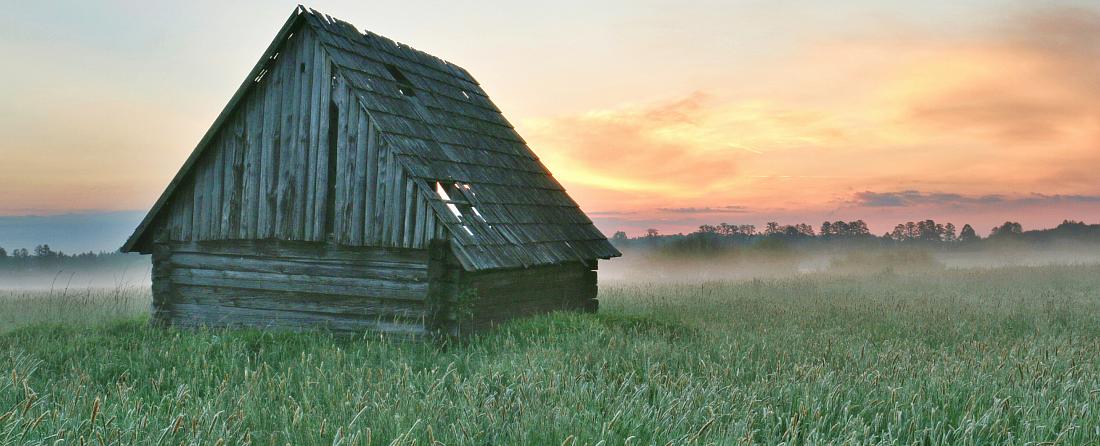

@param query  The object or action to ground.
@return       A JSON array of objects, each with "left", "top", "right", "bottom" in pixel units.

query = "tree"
[
  {"left": 738, "top": 225, "right": 756, "bottom": 236},
  {"left": 958, "top": 224, "right": 979, "bottom": 242},
  {"left": 794, "top": 223, "right": 815, "bottom": 237},
  {"left": 611, "top": 231, "right": 627, "bottom": 242},
  {"left": 943, "top": 223, "right": 957, "bottom": 242},
  {"left": 888, "top": 222, "right": 906, "bottom": 240},
  {"left": 34, "top": 244, "right": 56, "bottom": 257},
  {"left": 820, "top": 221, "right": 833, "bottom": 238},
  {"left": 990, "top": 221, "right": 1022, "bottom": 238},
  {"left": 764, "top": 222, "right": 781, "bottom": 236},
  {"left": 12, "top": 248, "right": 29, "bottom": 258},
  {"left": 0, "top": 246, "right": 6, "bottom": 258},
  {"left": 717, "top": 223, "right": 737, "bottom": 236},
  {"left": 849, "top": 220, "right": 870, "bottom": 236},
  {"left": 917, "top": 220, "right": 941, "bottom": 242},
  {"left": 645, "top": 228, "right": 660, "bottom": 238}
]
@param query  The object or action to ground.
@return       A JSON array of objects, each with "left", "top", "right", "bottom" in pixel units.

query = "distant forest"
[
  {"left": 2, "top": 219, "right": 1098, "bottom": 271},
  {"left": 611, "top": 219, "right": 1100, "bottom": 254},
  {"left": 0, "top": 245, "right": 141, "bottom": 273}
]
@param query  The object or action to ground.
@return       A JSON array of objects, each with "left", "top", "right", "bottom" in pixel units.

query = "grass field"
[{"left": 2, "top": 264, "right": 1100, "bottom": 444}]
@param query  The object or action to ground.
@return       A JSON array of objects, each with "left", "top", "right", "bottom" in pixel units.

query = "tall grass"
[
  {"left": 2, "top": 265, "right": 1100, "bottom": 444},
  {"left": 0, "top": 285, "right": 148, "bottom": 334}
]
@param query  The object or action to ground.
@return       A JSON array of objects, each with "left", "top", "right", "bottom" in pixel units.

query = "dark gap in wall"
[{"left": 324, "top": 99, "right": 340, "bottom": 237}]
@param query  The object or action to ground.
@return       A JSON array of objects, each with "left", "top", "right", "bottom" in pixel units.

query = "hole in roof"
[
  {"left": 470, "top": 206, "right": 487, "bottom": 223},
  {"left": 384, "top": 64, "right": 416, "bottom": 97},
  {"left": 300, "top": 63, "right": 306, "bottom": 73},
  {"left": 253, "top": 68, "right": 269, "bottom": 83},
  {"left": 435, "top": 182, "right": 463, "bottom": 219}
]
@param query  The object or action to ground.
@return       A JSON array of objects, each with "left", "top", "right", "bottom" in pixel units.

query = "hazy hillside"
[{"left": 0, "top": 211, "right": 144, "bottom": 254}]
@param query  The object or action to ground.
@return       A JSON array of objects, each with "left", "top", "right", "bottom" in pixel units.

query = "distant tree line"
[
  {"left": 611, "top": 220, "right": 1100, "bottom": 253},
  {"left": 0, "top": 244, "right": 141, "bottom": 272}
]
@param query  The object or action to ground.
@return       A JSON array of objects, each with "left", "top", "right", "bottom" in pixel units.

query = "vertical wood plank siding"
[{"left": 152, "top": 26, "right": 442, "bottom": 249}]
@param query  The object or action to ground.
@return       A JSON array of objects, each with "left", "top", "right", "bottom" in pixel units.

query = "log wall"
[
  {"left": 151, "top": 240, "right": 432, "bottom": 336},
  {"left": 430, "top": 245, "right": 599, "bottom": 336}
]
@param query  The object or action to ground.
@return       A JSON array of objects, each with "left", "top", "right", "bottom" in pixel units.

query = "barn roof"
[{"left": 123, "top": 6, "right": 620, "bottom": 270}]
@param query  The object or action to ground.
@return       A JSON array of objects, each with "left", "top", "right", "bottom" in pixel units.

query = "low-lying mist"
[
  {"left": 0, "top": 261, "right": 150, "bottom": 290},
  {"left": 601, "top": 239, "right": 1100, "bottom": 283}
]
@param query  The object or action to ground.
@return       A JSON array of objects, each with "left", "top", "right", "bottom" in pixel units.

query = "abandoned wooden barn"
[{"left": 122, "top": 6, "right": 620, "bottom": 337}]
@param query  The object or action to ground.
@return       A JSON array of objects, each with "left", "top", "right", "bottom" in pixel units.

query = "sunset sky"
[{"left": 2, "top": 0, "right": 1099, "bottom": 236}]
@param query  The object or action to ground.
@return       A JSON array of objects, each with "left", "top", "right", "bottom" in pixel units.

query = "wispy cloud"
[
  {"left": 657, "top": 205, "right": 748, "bottom": 214},
  {"left": 853, "top": 191, "right": 1100, "bottom": 208},
  {"left": 899, "top": 7, "right": 1100, "bottom": 146},
  {"left": 853, "top": 191, "right": 1005, "bottom": 207}
]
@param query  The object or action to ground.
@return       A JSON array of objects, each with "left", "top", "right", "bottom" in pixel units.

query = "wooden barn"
[{"left": 122, "top": 6, "right": 620, "bottom": 337}]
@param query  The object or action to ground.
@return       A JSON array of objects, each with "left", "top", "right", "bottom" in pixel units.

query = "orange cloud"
[
  {"left": 522, "top": 5, "right": 1100, "bottom": 235},
  {"left": 521, "top": 93, "right": 852, "bottom": 213}
]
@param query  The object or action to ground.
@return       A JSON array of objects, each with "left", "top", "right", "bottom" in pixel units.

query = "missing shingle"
[
  {"left": 470, "top": 206, "right": 487, "bottom": 223},
  {"left": 384, "top": 64, "right": 416, "bottom": 97},
  {"left": 435, "top": 182, "right": 462, "bottom": 219},
  {"left": 461, "top": 91, "right": 470, "bottom": 99}
]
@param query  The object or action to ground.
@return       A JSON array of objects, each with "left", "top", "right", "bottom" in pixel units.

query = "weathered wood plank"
[
  {"left": 229, "top": 115, "right": 247, "bottom": 238},
  {"left": 350, "top": 108, "right": 369, "bottom": 245},
  {"left": 168, "top": 240, "right": 430, "bottom": 265},
  {"left": 174, "top": 285, "right": 427, "bottom": 320},
  {"left": 169, "top": 252, "right": 427, "bottom": 282},
  {"left": 258, "top": 42, "right": 283, "bottom": 239},
  {"left": 241, "top": 91, "right": 262, "bottom": 239},
  {"left": 219, "top": 123, "right": 234, "bottom": 239},
  {"left": 311, "top": 51, "right": 332, "bottom": 241},
  {"left": 342, "top": 92, "right": 361, "bottom": 244},
  {"left": 332, "top": 76, "right": 350, "bottom": 242},
  {"left": 373, "top": 144, "right": 390, "bottom": 246},
  {"left": 293, "top": 29, "right": 315, "bottom": 240},
  {"left": 413, "top": 192, "right": 427, "bottom": 247},
  {"left": 402, "top": 177, "right": 415, "bottom": 248},
  {"left": 169, "top": 268, "right": 427, "bottom": 300},
  {"left": 305, "top": 36, "right": 324, "bottom": 241},
  {"left": 363, "top": 119, "right": 378, "bottom": 244},
  {"left": 275, "top": 32, "right": 301, "bottom": 239},
  {"left": 179, "top": 181, "right": 193, "bottom": 241},
  {"left": 164, "top": 302, "right": 428, "bottom": 335},
  {"left": 383, "top": 150, "right": 401, "bottom": 246},
  {"left": 205, "top": 149, "right": 220, "bottom": 240}
]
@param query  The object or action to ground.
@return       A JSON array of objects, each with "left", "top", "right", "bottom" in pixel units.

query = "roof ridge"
[{"left": 302, "top": 8, "right": 475, "bottom": 84}]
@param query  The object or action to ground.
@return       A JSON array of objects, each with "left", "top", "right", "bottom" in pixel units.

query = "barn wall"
[
  {"left": 429, "top": 246, "right": 599, "bottom": 336},
  {"left": 151, "top": 240, "right": 432, "bottom": 335},
  {"left": 154, "top": 25, "right": 444, "bottom": 251}
]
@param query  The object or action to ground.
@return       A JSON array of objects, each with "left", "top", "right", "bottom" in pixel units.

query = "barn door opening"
[{"left": 324, "top": 99, "right": 339, "bottom": 238}]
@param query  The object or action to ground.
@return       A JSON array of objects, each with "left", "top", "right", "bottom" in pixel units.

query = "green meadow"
[{"left": 3, "top": 263, "right": 1100, "bottom": 444}]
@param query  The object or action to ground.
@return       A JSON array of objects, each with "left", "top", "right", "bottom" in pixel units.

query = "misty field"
[{"left": 3, "top": 264, "right": 1100, "bottom": 444}]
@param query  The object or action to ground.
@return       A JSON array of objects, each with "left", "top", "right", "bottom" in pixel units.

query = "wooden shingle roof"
[
  {"left": 300, "top": 9, "right": 619, "bottom": 270},
  {"left": 123, "top": 6, "right": 620, "bottom": 270}
]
